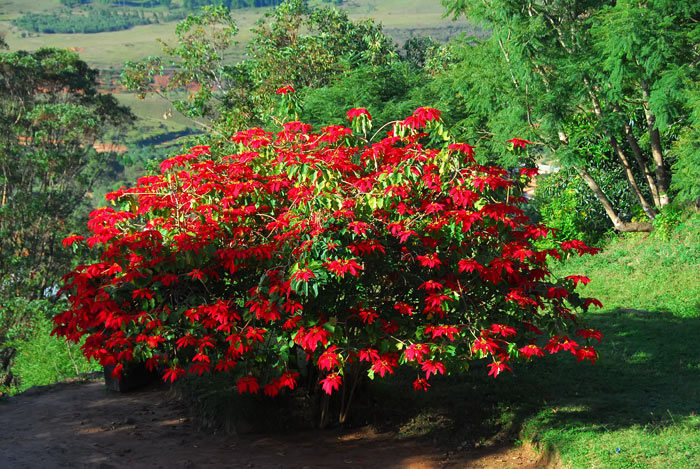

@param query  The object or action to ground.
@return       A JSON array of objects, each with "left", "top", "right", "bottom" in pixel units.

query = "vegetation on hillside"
[
  {"left": 14, "top": 9, "right": 160, "bottom": 34},
  {"left": 14, "top": 0, "right": 285, "bottom": 35}
]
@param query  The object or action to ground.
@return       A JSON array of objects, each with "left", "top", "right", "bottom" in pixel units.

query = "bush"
[
  {"left": 10, "top": 317, "right": 99, "bottom": 393},
  {"left": 532, "top": 165, "right": 641, "bottom": 247},
  {"left": 1, "top": 299, "right": 98, "bottom": 396},
  {"left": 652, "top": 205, "right": 685, "bottom": 240},
  {"left": 54, "top": 106, "right": 601, "bottom": 424}
]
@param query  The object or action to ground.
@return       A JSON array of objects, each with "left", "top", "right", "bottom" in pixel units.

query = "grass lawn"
[
  {"left": 515, "top": 211, "right": 700, "bottom": 467},
  {"left": 518, "top": 308, "right": 700, "bottom": 468}
]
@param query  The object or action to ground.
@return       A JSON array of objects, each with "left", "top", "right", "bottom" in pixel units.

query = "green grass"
[
  {"left": 3, "top": 22, "right": 184, "bottom": 70},
  {"left": 114, "top": 92, "right": 196, "bottom": 143},
  {"left": 0, "top": 0, "right": 60, "bottom": 20},
  {"left": 518, "top": 308, "right": 700, "bottom": 468},
  {"left": 514, "top": 211, "right": 700, "bottom": 467},
  {"left": 8, "top": 317, "right": 101, "bottom": 395},
  {"left": 1, "top": 300, "right": 100, "bottom": 397},
  {"left": 554, "top": 212, "right": 700, "bottom": 317}
]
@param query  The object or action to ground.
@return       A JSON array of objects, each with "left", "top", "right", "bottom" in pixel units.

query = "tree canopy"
[
  {"left": 441, "top": 0, "right": 700, "bottom": 231},
  {"left": 0, "top": 48, "right": 132, "bottom": 311}
]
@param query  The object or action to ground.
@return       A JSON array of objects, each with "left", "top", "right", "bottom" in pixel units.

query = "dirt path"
[{"left": 0, "top": 379, "right": 544, "bottom": 468}]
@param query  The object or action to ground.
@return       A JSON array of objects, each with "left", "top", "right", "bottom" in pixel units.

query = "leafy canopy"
[{"left": 0, "top": 48, "right": 133, "bottom": 301}]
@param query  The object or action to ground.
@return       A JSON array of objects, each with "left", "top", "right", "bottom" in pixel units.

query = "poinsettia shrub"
[{"left": 54, "top": 106, "right": 602, "bottom": 422}]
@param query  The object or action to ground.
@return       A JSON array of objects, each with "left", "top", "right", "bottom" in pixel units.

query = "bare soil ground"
[{"left": 0, "top": 379, "right": 546, "bottom": 468}]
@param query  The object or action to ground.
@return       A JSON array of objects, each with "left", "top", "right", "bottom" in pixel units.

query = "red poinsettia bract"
[{"left": 53, "top": 107, "right": 601, "bottom": 403}]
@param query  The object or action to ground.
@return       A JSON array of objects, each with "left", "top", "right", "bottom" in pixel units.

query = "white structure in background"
[{"left": 523, "top": 163, "right": 561, "bottom": 199}]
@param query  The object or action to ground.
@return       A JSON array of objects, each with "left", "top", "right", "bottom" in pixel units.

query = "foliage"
[
  {"left": 533, "top": 164, "right": 641, "bottom": 246},
  {"left": 299, "top": 62, "right": 427, "bottom": 131},
  {"left": 179, "top": 213, "right": 700, "bottom": 456},
  {"left": 182, "top": 0, "right": 283, "bottom": 9},
  {"left": 403, "top": 36, "right": 442, "bottom": 69},
  {"left": 533, "top": 171, "right": 604, "bottom": 248},
  {"left": 17, "top": 0, "right": 285, "bottom": 36},
  {"left": 122, "top": 1, "right": 399, "bottom": 133},
  {"left": 0, "top": 48, "right": 133, "bottom": 388},
  {"left": 0, "top": 48, "right": 133, "bottom": 300},
  {"left": 245, "top": 0, "right": 395, "bottom": 104},
  {"left": 651, "top": 205, "right": 685, "bottom": 241},
  {"left": 1, "top": 299, "right": 98, "bottom": 396},
  {"left": 440, "top": 0, "right": 700, "bottom": 231},
  {"left": 13, "top": 9, "right": 165, "bottom": 34},
  {"left": 95, "top": 0, "right": 170, "bottom": 6},
  {"left": 59, "top": 0, "right": 276, "bottom": 8},
  {"left": 54, "top": 104, "right": 601, "bottom": 424},
  {"left": 60, "top": 0, "right": 91, "bottom": 7},
  {"left": 671, "top": 89, "right": 700, "bottom": 203}
]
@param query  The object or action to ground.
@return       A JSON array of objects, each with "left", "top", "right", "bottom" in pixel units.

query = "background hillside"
[{"left": 1, "top": 0, "right": 475, "bottom": 153}]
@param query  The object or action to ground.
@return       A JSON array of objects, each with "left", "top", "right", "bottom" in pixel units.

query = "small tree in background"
[
  {"left": 121, "top": 1, "right": 397, "bottom": 136},
  {"left": 0, "top": 47, "right": 133, "bottom": 391}
]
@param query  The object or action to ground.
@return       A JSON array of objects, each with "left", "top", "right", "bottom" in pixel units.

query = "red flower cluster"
[
  {"left": 276, "top": 85, "right": 295, "bottom": 95},
  {"left": 54, "top": 107, "right": 601, "bottom": 398},
  {"left": 400, "top": 107, "right": 442, "bottom": 130},
  {"left": 346, "top": 107, "right": 372, "bottom": 121},
  {"left": 507, "top": 138, "right": 533, "bottom": 149}
]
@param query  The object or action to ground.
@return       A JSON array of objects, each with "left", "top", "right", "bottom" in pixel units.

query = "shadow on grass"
[
  {"left": 518, "top": 308, "right": 700, "bottom": 428},
  {"left": 174, "top": 308, "right": 700, "bottom": 456},
  {"left": 352, "top": 308, "right": 700, "bottom": 449}
]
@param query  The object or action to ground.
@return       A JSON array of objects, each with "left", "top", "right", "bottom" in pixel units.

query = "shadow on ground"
[{"left": 350, "top": 308, "right": 700, "bottom": 452}]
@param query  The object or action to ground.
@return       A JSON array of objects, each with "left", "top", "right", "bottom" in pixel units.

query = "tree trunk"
[
  {"left": 575, "top": 165, "right": 653, "bottom": 232},
  {"left": 609, "top": 136, "right": 657, "bottom": 219},
  {"left": 587, "top": 87, "right": 656, "bottom": 219},
  {"left": 338, "top": 363, "right": 364, "bottom": 425},
  {"left": 641, "top": 82, "right": 671, "bottom": 207},
  {"left": 0, "top": 346, "right": 17, "bottom": 389},
  {"left": 319, "top": 393, "right": 331, "bottom": 429},
  {"left": 613, "top": 103, "right": 662, "bottom": 208}
]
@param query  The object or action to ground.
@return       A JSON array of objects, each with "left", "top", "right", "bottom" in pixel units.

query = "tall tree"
[
  {"left": 442, "top": 0, "right": 700, "bottom": 231},
  {"left": 0, "top": 48, "right": 133, "bottom": 349}
]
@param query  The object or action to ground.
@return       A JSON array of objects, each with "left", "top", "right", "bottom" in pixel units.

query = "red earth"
[{"left": 0, "top": 379, "right": 550, "bottom": 468}]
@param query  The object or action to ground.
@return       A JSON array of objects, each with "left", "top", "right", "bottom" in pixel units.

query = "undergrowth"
[{"left": 1, "top": 300, "right": 99, "bottom": 397}]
